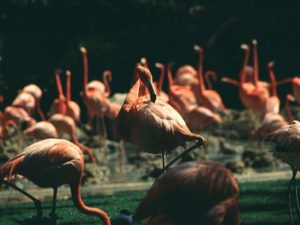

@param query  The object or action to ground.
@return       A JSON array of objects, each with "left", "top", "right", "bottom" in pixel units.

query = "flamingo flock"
[{"left": 1, "top": 41, "right": 300, "bottom": 225}]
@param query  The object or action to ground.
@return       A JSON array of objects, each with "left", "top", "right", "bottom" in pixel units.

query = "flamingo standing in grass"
[
  {"left": 65, "top": 70, "right": 81, "bottom": 123},
  {"left": 133, "top": 160, "right": 240, "bottom": 225},
  {"left": 265, "top": 120, "right": 300, "bottom": 225},
  {"left": 0, "top": 139, "right": 110, "bottom": 225},
  {"left": 116, "top": 65, "right": 204, "bottom": 170},
  {"left": 192, "top": 45, "right": 225, "bottom": 112}
]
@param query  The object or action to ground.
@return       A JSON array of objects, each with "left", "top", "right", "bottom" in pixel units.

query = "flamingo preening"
[
  {"left": 0, "top": 139, "right": 110, "bottom": 225},
  {"left": 116, "top": 65, "right": 205, "bottom": 170}
]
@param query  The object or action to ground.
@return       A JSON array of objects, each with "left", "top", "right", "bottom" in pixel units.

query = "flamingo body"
[{"left": 134, "top": 160, "right": 240, "bottom": 225}]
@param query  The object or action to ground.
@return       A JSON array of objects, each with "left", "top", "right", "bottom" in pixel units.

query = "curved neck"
[
  {"left": 205, "top": 70, "right": 217, "bottom": 90},
  {"left": 66, "top": 71, "right": 71, "bottom": 103},
  {"left": 70, "top": 181, "right": 111, "bottom": 225},
  {"left": 167, "top": 64, "right": 174, "bottom": 90},
  {"left": 267, "top": 63, "right": 277, "bottom": 97},
  {"left": 197, "top": 49, "right": 205, "bottom": 94},
  {"left": 103, "top": 70, "right": 112, "bottom": 97},
  {"left": 252, "top": 40, "right": 259, "bottom": 87},
  {"left": 239, "top": 47, "right": 250, "bottom": 86},
  {"left": 157, "top": 64, "right": 165, "bottom": 94}
]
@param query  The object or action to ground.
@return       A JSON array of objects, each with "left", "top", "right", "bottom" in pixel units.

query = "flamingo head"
[
  {"left": 80, "top": 46, "right": 87, "bottom": 54},
  {"left": 136, "top": 65, "right": 157, "bottom": 103}
]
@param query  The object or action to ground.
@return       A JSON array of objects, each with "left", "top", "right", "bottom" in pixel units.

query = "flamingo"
[
  {"left": 21, "top": 84, "right": 46, "bottom": 120},
  {"left": 186, "top": 106, "right": 223, "bottom": 131},
  {"left": 48, "top": 114, "right": 96, "bottom": 163},
  {"left": 265, "top": 120, "right": 300, "bottom": 225},
  {"left": 24, "top": 121, "right": 58, "bottom": 140},
  {"left": 0, "top": 138, "right": 110, "bottom": 225},
  {"left": 115, "top": 65, "right": 204, "bottom": 170},
  {"left": 166, "top": 63, "right": 198, "bottom": 117},
  {"left": 12, "top": 92, "right": 36, "bottom": 115},
  {"left": 65, "top": 70, "right": 81, "bottom": 123},
  {"left": 133, "top": 160, "right": 240, "bottom": 225},
  {"left": 174, "top": 64, "right": 198, "bottom": 86},
  {"left": 80, "top": 47, "right": 111, "bottom": 143},
  {"left": 192, "top": 45, "right": 226, "bottom": 112},
  {"left": 223, "top": 44, "right": 269, "bottom": 114},
  {"left": 3, "top": 106, "right": 36, "bottom": 128}
]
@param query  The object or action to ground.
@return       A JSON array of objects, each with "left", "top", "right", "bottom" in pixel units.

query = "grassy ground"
[{"left": 0, "top": 179, "right": 295, "bottom": 225}]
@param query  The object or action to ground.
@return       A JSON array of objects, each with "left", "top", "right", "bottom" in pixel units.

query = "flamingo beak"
[{"left": 145, "top": 80, "right": 157, "bottom": 103}]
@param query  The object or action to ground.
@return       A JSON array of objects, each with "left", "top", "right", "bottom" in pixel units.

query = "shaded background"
[{"left": 0, "top": 0, "right": 299, "bottom": 113}]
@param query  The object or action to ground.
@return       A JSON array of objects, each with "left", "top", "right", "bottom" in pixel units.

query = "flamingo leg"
[
  {"left": 163, "top": 141, "right": 203, "bottom": 172},
  {"left": 288, "top": 170, "right": 296, "bottom": 225},
  {"left": 51, "top": 187, "right": 58, "bottom": 217},
  {"left": 292, "top": 170, "right": 300, "bottom": 217},
  {"left": 162, "top": 152, "right": 167, "bottom": 173},
  {"left": 100, "top": 116, "right": 107, "bottom": 145},
  {"left": 3, "top": 181, "right": 42, "bottom": 220}
]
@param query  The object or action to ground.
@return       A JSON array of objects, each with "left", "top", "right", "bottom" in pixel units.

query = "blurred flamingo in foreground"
[
  {"left": 134, "top": 160, "right": 240, "bottom": 225},
  {"left": 116, "top": 65, "right": 204, "bottom": 170},
  {"left": 265, "top": 120, "right": 300, "bottom": 225},
  {"left": 0, "top": 139, "right": 110, "bottom": 225}
]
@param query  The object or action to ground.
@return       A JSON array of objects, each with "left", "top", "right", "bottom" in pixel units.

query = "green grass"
[{"left": 0, "top": 180, "right": 296, "bottom": 225}]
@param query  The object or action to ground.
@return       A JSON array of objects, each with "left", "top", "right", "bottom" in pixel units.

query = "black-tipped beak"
[{"left": 151, "top": 94, "right": 157, "bottom": 103}]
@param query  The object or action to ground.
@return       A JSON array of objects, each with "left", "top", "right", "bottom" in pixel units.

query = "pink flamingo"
[{"left": 0, "top": 139, "right": 110, "bottom": 224}]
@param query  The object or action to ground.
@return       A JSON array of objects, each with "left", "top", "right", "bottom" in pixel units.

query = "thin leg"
[
  {"left": 162, "top": 152, "right": 167, "bottom": 173},
  {"left": 3, "top": 181, "right": 42, "bottom": 220},
  {"left": 51, "top": 187, "right": 58, "bottom": 216},
  {"left": 100, "top": 116, "right": 107, "bottom": 140},
  {"left": 291, "top": 170, "right": 300, "bottom": 217},
  {"left": 163, "top": 142, "right": 203, "bottom": 173},
  {"left": 288, "top": 171, "right": 296, "bottom": 225}
]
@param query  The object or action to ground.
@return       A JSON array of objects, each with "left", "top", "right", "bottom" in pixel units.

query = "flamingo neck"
[
  {"left": 82, "top": 52, "right": 89, "bottom": 93},
  {"left": 239, "top": 48, "right": 250, "bottom": 87},
  {"left": 197, "top": 50, "right": 205, "bottom": 94},
  {"left": 73, "top": 138, "right": 96, "bottom": 164},
  {"left": 253, "top": 42, "right": 259, "bottom": 87},
  {"left": 158, "top": 65, "right": 165, "bottom": 94},
  {"left": 103, "top": 71, "right": 111, "bottom": 97},
  {"left": 268, "top": 65, "right": 277, "bottom": 97},
  {"left": 167, "top": 64, "right": 174, "bottom": 91},
  {"left": 55, "top": 73, "right": 65, "bottom": 114},
  {"left": 66, "top": 73, "right": 71, "bottom": 103},
  {"left": 70, "top": 182, "right": 111, "bottom": 225}
]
